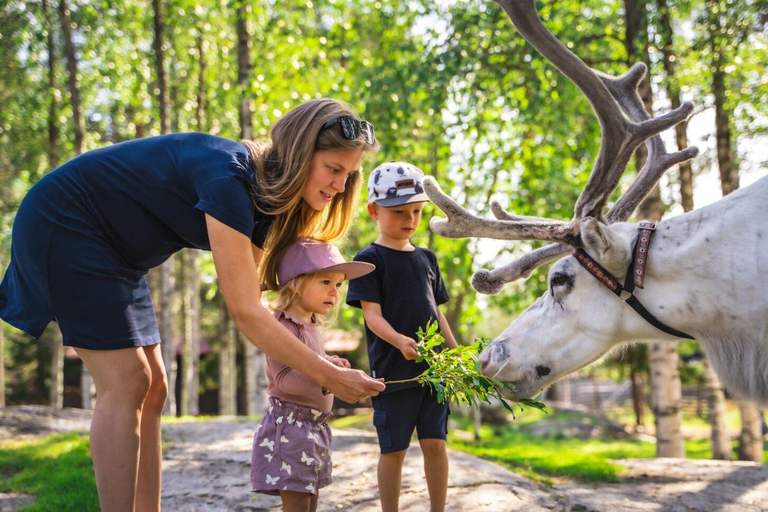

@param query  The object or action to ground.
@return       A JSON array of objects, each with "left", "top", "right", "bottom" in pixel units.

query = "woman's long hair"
[{"left": 242, "top": 99, "right": 379, "bottom": 291}]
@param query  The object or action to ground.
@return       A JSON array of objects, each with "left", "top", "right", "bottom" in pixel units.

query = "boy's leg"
[
  {"left": 416, "top": 387, "right": 450, "bottom": 512},
  {"left": 372, "top": 389, "right": 420, "bottom": 512},
  {"left": 419, "top": 438, "right": 449, "bottom": 512},
  {"left": 378, "top": 449, "right": 408, "bottom": 512},
  {"left": 280, "top": 490, "right": 313, "bottom": 512}
]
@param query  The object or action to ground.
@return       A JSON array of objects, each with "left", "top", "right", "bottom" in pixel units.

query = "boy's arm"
[
  {"left": 437, "top": 308, "right": 459, "bottom": 349},
  {"left": 360, "top": 301, "right": 420, "bottom": 361}
]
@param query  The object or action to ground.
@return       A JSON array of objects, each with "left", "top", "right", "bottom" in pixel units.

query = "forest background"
[{"left": 1, "top": 0, "right": 767, "bottom": 458}]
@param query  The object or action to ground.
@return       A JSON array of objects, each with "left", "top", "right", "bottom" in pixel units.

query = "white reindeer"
[{"left": 424, "top": 0, "right": 768, "bottom": 405}]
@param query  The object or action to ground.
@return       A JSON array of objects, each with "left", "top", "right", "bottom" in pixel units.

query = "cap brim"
[
  {"left": 371, "top": 193, "right": 430, "bottom": 207},
  {"left": 320, "top": 261, "right": 376, "bottom": 281}
]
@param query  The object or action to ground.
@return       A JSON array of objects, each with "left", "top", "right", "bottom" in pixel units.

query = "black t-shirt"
[{"left": 346, "top": 243, "right": 450, "bottom": 394}]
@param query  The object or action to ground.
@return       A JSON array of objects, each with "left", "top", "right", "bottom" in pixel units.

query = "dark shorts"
[
  {"left": 371, "top": 385, "right": 449, "bottom": 454},
  {"left": 0, "top": 186, "right": 160, "bottom": 350}
]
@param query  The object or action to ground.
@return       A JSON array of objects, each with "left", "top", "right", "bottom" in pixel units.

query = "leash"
[{"left": 573, "top": 222, "right": 694, "bottom": 339}]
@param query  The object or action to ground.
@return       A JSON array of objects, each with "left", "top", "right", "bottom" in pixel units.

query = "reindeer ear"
[{"left": 581, "top": 218, "right": 631, "bottom": 273}]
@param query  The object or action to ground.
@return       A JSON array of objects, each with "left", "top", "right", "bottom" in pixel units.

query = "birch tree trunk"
[
  {"left": 45, "top": 0, "right": 66, "bottom": 412},
  {"left": 703, "top": 352, "right": 732, "bottom": 459},
  {"left": 738, "top": 400, "right": 763, "bottom": 462},
  {"left": 60, "top": 0, "right": 94, "bottom": 409},
  {"left": 656, "top": 0, "right": 730, "bottom": 458},
  {"left": 237, "top": 0, "right": 253, "bottom": 140},
  {"left": 218, "top": 294, "right": 237, "bottom": 416},
  {"left": 625, "top": 0, "right": 683, "bottom": 457},
  {"left": 179, "top": 251, "right": 200, "bottom": 416},
  {"left": 0, "top": 320, "right": 4, "bottom": 408},
  {"left": 153, "top": 0, "right": 176, "bottom": 416}
]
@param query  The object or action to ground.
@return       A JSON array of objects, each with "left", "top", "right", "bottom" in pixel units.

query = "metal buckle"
[{"left": 619, "top": 290, "right": 633, "bottom": 302}]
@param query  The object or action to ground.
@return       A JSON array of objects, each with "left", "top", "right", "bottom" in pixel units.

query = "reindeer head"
[
  {"left": 478, "top": 219, "right": 640, "bottom": 399},
  {"left": 425, "top": 0, "right": 698, "bottom": 399}
]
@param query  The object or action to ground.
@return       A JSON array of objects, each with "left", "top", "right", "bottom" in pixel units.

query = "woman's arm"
[{"left": 206, "top": 214, "right": 384, "bottom": 402}]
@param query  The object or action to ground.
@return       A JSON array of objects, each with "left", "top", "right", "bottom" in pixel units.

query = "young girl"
[
  {"left": 251, "top": 238, "right": 375, "bottom": 512},
  {"left": 0, "top": 98, "right": 384, "bottom": 511}
]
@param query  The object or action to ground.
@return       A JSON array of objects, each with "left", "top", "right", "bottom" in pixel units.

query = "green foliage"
[
  {"left": 384, "top": 321, "right": 546, "bottom": 416},
  {"left": 0, "top": 433, "right": 98, "bottom": 511}
]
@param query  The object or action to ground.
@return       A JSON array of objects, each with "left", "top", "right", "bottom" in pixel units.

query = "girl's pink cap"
[{"left": 278, "top": 238, "right": 375, "bottom": 289}]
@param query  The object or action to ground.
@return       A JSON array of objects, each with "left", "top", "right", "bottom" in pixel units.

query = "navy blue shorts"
[
  {"left": 371, "top": 386, "right": 449, "bottom": 454},
  {"left": 0, "top": 182, "right": 161, "bottom": 350}
]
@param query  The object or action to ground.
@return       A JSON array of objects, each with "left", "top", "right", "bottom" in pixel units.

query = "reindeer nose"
[{"left": 535, "top": 365, "right": 551, "bottom": 378}]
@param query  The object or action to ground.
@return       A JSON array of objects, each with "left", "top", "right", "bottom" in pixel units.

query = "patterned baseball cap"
[{"left": 367, "top": 161, "right": 430, "bottom": 206}]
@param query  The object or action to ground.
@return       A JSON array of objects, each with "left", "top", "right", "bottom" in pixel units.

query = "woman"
[{"left": 0, "top": 99, "right": 385, "bottom": 511}]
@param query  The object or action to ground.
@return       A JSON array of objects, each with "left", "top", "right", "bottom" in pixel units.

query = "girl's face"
[
  {"left": 301, "top": 150, "right": 364, "bottom": 211},
  {"left": 295, "top": 271, "right": 346, "bottom": 318}
]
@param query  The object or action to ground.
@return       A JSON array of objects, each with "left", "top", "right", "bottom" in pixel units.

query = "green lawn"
[
  {"left": 0, "top": 432, "right": 98, "bottom": 511},
  {"left": 447, "top": 408, "right": 768, "bottom": 484}
]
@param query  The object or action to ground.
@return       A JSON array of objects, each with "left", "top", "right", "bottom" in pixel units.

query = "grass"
[
  {"left": 447, "top": 408, "right": 768, "bottom": 484},
  {"left": 0, "top": 432, "right": 98, "bottom": 511}
]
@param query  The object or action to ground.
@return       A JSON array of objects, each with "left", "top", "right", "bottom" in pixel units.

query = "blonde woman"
[{"left": 0, "top": 99, "right": 385, "bottom": 512}]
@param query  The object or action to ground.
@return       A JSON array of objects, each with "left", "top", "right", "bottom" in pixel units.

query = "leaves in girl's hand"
[{"left": 385, "top": 321, "right": 546, "bottom": 417}]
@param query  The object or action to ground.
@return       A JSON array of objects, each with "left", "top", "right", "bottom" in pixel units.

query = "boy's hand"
[
  {"left": 327, "top": 355, "right": 351, "bottom": 368},
  {"left": 397, "top": 335, "right": 419, "bottom": 361}
]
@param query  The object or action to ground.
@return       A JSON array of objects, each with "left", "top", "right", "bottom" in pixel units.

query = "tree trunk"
[
  {"left": 702, "top": 352, "right": 732, "bottom": 459},
  {"left": 179, "top": 251, "right": 199, "bottom": 416},
  {"left": 656, "top": 0, "right": 694, "bottom": 212},
  {"left": 60, "top": 0, "right": 93, "bottom": 407},
  {"left": 188, "top": 250, "right": 200, "bottom": 416},
  {"left": 49, "top": 329, "right": 64, "bottom": 410},
  {"left": 160, "top": 258, "right": 177, "bottom": 416},
  {"left": 218, "top": 294, "right": 237, "bottom": 416},
  {"left": 58, "top": 0, "right": 85, "bottom": 155},
  {"left": 0, "top": 319, "right": 4, "bottom": 408},
  {"left": 195, "top": 33, "right": 206, "bottom": 132},
  {"left": 45, "top": 0, "right": 66, "bottom": 412},
  {"left": 656, "top": 0, "right": 730, "bottom": 457},
  {"left": 648, "top": 342, "right": 685, "bottom": 457},
  {"left": 237, "top": 0, "right": 253, "bottom": 140},
  {"left": 153, "top": 0, "right": 170, "bottom": 134},
  {"left": 738, "top": 400, "right": 763, "bottom": 462},
  {"left": 242, "top": 332, "right": 258, "bottom": 416}
]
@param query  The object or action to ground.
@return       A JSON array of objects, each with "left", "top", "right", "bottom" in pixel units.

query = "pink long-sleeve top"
[{"left": 265, "top": 309, "right": 334, "bottom": 413}]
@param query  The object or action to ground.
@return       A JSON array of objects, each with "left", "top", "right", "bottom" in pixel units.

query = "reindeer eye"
[{"left": 551, "top": 272, "right": 571, "bottom": 288}]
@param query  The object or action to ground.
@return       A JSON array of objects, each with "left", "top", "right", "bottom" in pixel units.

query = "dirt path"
[{"left": 3, "top": 406, "right": 768, "bottom": 511}]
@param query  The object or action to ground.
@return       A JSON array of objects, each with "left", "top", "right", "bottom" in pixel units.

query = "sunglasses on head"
[{"left": 320, "top": 116, "right": 376, "bottom": 145}]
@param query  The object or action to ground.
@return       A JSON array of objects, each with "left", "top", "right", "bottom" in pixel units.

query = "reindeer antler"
[{"left": 426, "top": 0, "right": 699, "bottom": 295}]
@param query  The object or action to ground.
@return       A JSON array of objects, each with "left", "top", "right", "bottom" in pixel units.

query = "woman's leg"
[
  {"left": 75, "top": 346, "right": 153, "bottom": 512},
  {"left": 279, "top": 490, "right": 313, "bottom": 512},
  {"left": 135, "top": 344, "right": 168, "bottom": 512}
]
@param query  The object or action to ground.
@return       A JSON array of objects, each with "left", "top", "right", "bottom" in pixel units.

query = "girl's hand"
[
  {"left": 327, "top": 355, "right": 351, "bottom": 368},
  {"left": 323, "top": 367, "right": 385, "bottom": 403}
]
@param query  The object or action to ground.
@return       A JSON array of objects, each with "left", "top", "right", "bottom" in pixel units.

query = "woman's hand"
[
  {"left": 322, "top": 366, "right": 385, "bottom": 403},
  {"left": 326, "top": 355, "right": 351, "bottom": 368}
]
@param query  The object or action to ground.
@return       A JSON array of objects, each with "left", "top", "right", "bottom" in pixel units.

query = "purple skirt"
[{"left": 251, "top": 397, "right": 333, "bottom": 496}]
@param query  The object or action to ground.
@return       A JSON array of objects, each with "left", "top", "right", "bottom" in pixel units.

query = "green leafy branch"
[{"left": 385, "top": 321, "right": 546, "bottom": 417}]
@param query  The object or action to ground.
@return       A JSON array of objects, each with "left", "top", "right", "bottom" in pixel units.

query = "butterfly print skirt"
[{"left": 251, "top": 397, "right": 333, "bottom": 495}]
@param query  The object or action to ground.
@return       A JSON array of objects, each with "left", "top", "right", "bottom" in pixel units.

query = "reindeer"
[{"left": 424, "top": 0, "right": 768, "bottom": 405}]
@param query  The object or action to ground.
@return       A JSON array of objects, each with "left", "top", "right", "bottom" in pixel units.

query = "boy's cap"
[
  {"left": 278, "top": 238, "right": 375, "bottom": 289},
  {"left": 368, "top": 161, "right": 430, "bottom": 206}
]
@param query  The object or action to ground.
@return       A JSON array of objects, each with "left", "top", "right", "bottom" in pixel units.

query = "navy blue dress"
[{"left": 0, "top": 133, "right": 272, "bottom": 350}]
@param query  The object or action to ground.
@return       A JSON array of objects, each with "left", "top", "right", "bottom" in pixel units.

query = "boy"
[{"left": 347, "top": 162, "right": 458, "bottom": 512}]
